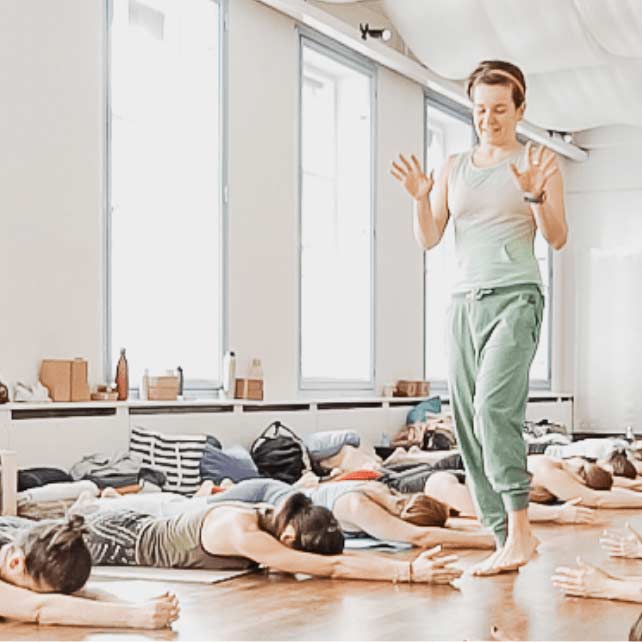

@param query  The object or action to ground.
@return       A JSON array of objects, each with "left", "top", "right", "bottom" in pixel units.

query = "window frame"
[
  {"left": 422, "top": 90, "right": 553, "bottom": 391},
  {"left": 297, "top": 29, "right": 377, "bottom": 392},
  {"left": 104, "top": 0, "right": 229, "bottom": 395}
]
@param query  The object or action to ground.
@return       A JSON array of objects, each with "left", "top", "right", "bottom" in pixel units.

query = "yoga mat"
[
  {"left": 91, "top": 566, "right": 255, "bottom": 584},
  {"left": 344, "top": 537, "right": 413, "bottom": 552}
]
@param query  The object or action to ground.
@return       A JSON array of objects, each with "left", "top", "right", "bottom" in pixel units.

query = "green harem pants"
[{"left": 447, "top": 283, "right": 544, "bottom": 545}]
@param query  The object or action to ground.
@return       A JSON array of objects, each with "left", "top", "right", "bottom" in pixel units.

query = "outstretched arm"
[
  {"left": 0, "top": 581, "right": 179, "bottom": 628},
  {"left": 224, "top": 525, "right": 461, "bottom": 584},
  {"left": 334, "top": 493, "right": 493, "bottom": 549},
  {"left": 528, "top": 498, "right": 595, "bottom": 524}
]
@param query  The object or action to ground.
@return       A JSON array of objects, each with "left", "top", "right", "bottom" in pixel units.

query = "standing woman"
[{"left": 391, "top": 60, "right": 567, "bottom": 576}]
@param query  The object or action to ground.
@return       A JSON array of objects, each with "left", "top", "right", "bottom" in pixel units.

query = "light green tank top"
[{"left": 447, "top": 146, "right": 542, "bottom": 293}]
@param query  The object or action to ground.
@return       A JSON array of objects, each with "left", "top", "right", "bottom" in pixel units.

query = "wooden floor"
[{"left": 2, "top": 509, "right": 642, "bottom": 641}]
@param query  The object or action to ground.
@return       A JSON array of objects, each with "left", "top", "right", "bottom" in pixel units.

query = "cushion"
[
  {"left": 200, "top": 444, "right": 260, "bottom": 485},
  {"left": 130, "top": 426, "right": 213, "bottom": 495},
  {"left": 304, "top": 430, "right": 360, "bottom": 462}
]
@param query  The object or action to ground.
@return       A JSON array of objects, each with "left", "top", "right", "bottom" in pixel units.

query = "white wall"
[
  {"left": 1, "top": 0, "right": 427, "bottom": 401},
  {"left": 0, "top": 0, "right": 105, "bottom": 387},
  {"left": 561, "top": 126, "right": 642, "bottom": 432}
]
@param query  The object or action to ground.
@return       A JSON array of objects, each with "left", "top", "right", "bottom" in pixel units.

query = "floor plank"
[{"left": 2, "top": 509, "right": 641, "bottom": 641}]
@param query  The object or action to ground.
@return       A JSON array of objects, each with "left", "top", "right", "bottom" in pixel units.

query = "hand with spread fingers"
[
  {"left": 600, "top": 523, "right": 642, "bottom": 559},
  {"left": 552, "top": 557, "right": 618, "bottom": 599},
  {"left": 556, "top": 497, "right": 595, "bottom": 525},
  {"left": 510, "top": 141, "right": 559, "bottom": 200},
  {"left": 390, "top": 153, "right": 434, "bottom": 202},
  {"left": 411, "top": 545, "right": 463, "bottom": 584}
]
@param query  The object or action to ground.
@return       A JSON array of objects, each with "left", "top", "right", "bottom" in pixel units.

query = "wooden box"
[
  {"left": 394, "top": 381, "right": 430, "bottom": 397},
  {"left": 0, "top": 450, "right": 17, "bottom": 516},
  {"left": 40, "top": 358, "right": 90, "bottom": 402},
  {"left": 147, "top": 375, "right": 179, "bottom": 401},
  {"left": 235, "top": 378, "right": 264, "bottom": 401}
]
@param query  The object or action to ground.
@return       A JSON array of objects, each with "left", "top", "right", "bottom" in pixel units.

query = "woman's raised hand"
[
  {"left": 390, "top": 153, "right": 434, "bottom": 201},
  {"left": 410, "top": 545, "right": 462, "bottom": 584},
  {"left": 510, "top": 141, "right": 559, "bottom": 198}
]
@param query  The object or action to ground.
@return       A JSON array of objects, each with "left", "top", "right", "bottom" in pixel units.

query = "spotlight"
[{"left": 359, "top": 23, "right": 392, "bottom": 42}]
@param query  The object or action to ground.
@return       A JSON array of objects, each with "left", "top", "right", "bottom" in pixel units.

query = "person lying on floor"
[
  {"left": 74, "top": 478, "right": 495, "bottom": 550},
  {"left": 0, "top": 515, "right": 179, "bottom": 628},
  {"left": 208, "top": 478, "right": 495, "bottom": 549},
  {"left": 423, "top": 453, "right": 642, "bottom": 511},
  {"left": 6, "top": 492, "right": 463, "bottom": 593}
]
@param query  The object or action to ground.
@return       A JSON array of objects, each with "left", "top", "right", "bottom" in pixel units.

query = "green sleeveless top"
[{"left": 447, "top": 146, "right": 542, "bottom": 293}]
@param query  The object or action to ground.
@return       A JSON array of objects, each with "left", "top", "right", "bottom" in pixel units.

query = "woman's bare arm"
[
  {"left": 413, "top": 155, "right": 454, "bottom": 250},
  {"left": 0, "top": 581, "right": 178, "bottom": 628},
  {"left": 215, "top": 519, "right": 461, "bottom": 584},
  {"left": 334, "top": 493, "right": 493, "bottom": 549}
]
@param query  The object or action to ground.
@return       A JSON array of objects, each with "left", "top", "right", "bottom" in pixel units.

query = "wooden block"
[
  {"left": 148, "top": 387, "right": 178, "bottom": 401},
  {"left": 417, "top": 381, "right": 430, "bottom": 396},
  {"left": 70, "top": 358, "right": 91, "bottom": 401},
  {"left": 235, "top": 378, "right": 264, "bottom": 401},
  {"left": 40, "top": 360, "right": 72, "bottom": 401},
  {"left": 0, "top": 450, "right": 17, "bottom": 516},
  {"left": 394, "top": 380, "right": 417, "bottom": 397}
]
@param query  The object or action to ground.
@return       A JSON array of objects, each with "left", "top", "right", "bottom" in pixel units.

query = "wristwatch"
[{"left": 523, "top": 191, "right": 546, "bottom": 204}]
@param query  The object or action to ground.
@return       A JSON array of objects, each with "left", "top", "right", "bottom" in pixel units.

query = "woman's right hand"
[
  {"left": 133, "top": 592, "right": 180, "bottom": 629},
  {"left": 410, "top": 545, "right": 462, "bottom": 584},
  {"left": 390, "top": 154, "right": 434, "bottom": 202}
]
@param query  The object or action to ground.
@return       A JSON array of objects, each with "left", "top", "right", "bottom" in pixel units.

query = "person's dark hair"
[
  {"left": 607, "top": 449, "right": 638, "bottom": 479},
  {"left": 579, "top": 463, "right": 614, "bottom": 491},
  {"left": 15, "top": 514, "right": 91, "bottom": 594},
  {"left": 258, "top": 493, "right": 344, "bottom": 555},
  {"left": 467, "top": 60, "right": 526, "bottom": 109},
  {"left": 629, "top": 610, "right": 642, "bottom": 641}
]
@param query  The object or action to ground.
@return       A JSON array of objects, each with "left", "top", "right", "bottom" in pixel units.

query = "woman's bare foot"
[
  {"left": 471, "top": 534, "right": 539, "bottom": 576},
  {"left": 101, "top": 486, "right": 120, "bottom": 498},
  {"left": 194, "top": 480, "right": 215, "bottom": 497}
]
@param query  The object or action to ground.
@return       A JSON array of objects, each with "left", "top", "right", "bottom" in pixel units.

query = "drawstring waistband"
[{"left": 453, "top": 283, "right": 542, "bottom": 301}]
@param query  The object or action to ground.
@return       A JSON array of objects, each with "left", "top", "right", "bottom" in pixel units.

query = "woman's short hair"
[
  {"left": 398, "top": 493, "right": 451, "bottom": 527},
  {"left": 580, "top": 463, "right": 614, "bottom": 491},
  {"left": 258, "top": 493, "right": 344, "bottom": 555},
  {"left": 467, "top": 60, "right": 526, "bottom": 109},
  {"left": 13, "top": 514, "right": 91, "bottom": 594},
  {"left": 607, "top": 450, "right": 638, "bottom": 479}
]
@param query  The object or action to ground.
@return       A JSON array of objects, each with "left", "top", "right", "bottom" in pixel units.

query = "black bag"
[{"left": 250, "top": 421, "right": 323, "bottom": 484}]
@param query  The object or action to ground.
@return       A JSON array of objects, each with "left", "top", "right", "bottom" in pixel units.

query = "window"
[
  {"left": 423, "top": 93, "right": 552, "bottom": 389},
  {"left": 299, "top": 35, "right": 375, "bottom": 389},
  {"left": 107, "top": 0, "right": 225, "bottom": 391}
]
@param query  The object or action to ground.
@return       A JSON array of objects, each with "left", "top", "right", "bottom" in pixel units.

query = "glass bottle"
[{"left": 115, "top": 348, "right": 129, "bottom": 401}]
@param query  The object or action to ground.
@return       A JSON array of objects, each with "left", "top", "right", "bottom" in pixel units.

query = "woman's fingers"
[
  {"left": 390, "top": 169, "right": 404, "bottom": 182},
  {"left": 411, "top": 154, "right": 423, "bottom": 173},
  {"left": 392, "top": 161, "right": 407, "bottom": 176},
  {"left": 566, "top": 497, "right": 582, "bottom": 506},
  {"left": 509, "top": 163, "right": 522, "bottom": 181},
  {"left": 420, "top": 545, "right": 442, "bottom": 559},
  {"left": 540, "top": 151, "right": 556, "bottom": 173},
  {"left": 627, "top": 522, "right": 642, "bottom": 542},
  {"left": 399, "top": 154, "right": 413, "bottom": 172},
  {"left": 542, "top": 165, "right": 559, "bottom": 185},
  {"left": 536, "top": 144, "right": 546, "bottom": 166}
]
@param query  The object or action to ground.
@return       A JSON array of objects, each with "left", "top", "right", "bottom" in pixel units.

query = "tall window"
[
  {"left": 108, "top": 0, "right": 225, "bottom": 391},
  {"left": 424, "top": 93, "right": 552, "bottom": 389},
  {"left": 299, "top": 36, "right": 375, "bottom": 389}
]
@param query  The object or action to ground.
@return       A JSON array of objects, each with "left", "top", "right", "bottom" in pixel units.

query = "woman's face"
[{"left": 472, "top": 82, "right": 524, "bottom": 146}]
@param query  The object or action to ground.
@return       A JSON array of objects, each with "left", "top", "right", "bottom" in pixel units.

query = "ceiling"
[{"left": 317, "top": 0, "right": 642, "bottom": 132}]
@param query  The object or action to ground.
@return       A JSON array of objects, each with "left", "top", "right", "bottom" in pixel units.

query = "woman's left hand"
[{"left": 510, "top": 142, "right": 559, "bottom": 198}]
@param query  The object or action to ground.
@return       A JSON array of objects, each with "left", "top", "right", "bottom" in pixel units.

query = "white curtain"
[{"left": 575, "top": 248, "right": 642, "bottom": 432}]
